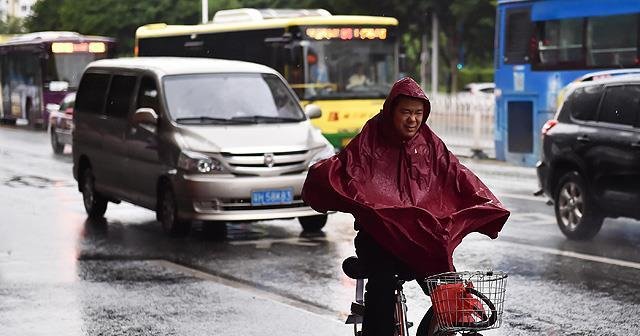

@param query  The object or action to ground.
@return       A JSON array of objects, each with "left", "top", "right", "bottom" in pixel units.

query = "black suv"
[{"left": 537, "top": 75, "right": 640, "bottom": 240}]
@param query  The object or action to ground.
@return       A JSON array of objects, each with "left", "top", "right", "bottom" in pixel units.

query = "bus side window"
[{"left": 504, "top": 8, "right": 532, "bottom": 64}]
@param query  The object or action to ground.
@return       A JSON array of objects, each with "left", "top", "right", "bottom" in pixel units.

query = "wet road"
[{"left": 0, "top": 126, "right": 639, "bottom": 335}]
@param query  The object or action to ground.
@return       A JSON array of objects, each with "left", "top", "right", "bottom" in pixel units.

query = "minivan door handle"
[
  {"left": 576, "top": 135, "right": 591, "bottom": 143},
  {"left": 631, "top": 142, "right": 640, "bottom": 149}
]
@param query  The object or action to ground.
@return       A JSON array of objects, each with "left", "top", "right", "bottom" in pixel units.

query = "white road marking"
[
  {"left": 497, "top": 240, "right": 640, "bottom": 270},
  {"left": 229, "top": 237, "right": 322, "bottom": 249},
  {"left": 154, "top": 259, "right": 344, "bottom": 323},
  {"left": 496, "top": 191, "right": 548, "bottom": 203}
]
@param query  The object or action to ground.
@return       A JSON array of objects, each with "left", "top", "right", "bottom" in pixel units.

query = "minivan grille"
[{"left": 219, "top": 149, "right": 311, "bottom": 175}]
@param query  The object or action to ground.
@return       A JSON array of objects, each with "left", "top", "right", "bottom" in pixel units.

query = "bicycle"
[{"left": 342, "top": 256, "right": 507, "bottom": 336}]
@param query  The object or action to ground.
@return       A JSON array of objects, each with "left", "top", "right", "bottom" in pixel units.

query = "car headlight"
[
  {"left": 177, "top": 151, "right": 223, "bottom": 173},
  {"left": 309, "top": 145, "right": 336, "bottom": 167}
]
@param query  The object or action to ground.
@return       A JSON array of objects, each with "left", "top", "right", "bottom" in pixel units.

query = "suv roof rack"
[
  {"left": 573, "top": 69, "right": 640, "bottom": 82},
  {"left": 212, "top": 8, "right": 331, "bottom": 24}
]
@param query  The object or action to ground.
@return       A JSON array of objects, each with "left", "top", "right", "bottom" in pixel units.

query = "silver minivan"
[{"left": 72, "top": 57, "right": 334, "bottom": 236}]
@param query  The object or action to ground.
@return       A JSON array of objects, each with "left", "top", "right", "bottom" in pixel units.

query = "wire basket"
[{"left": 423, "top": 271, "right": 507, "bottom": 333}]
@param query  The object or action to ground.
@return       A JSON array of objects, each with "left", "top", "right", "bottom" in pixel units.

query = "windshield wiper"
[
  {"left": 175, "top": 116, "right": 243, "bottom": 124},
  {"left": 229, "top": 115, "right": 304, "bottom": 123}
]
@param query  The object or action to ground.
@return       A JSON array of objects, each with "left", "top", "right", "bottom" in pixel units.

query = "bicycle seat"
[{"left": 342, "top": 256, "right": 369, "bottom": 279}]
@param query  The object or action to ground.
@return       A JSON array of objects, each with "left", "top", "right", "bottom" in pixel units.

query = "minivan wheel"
[
  {"left": 299, "top": 215, "right": 328, "bottom": 232},
  {"left": 554, "top": 171, "right": 604, "bottom": 240},
  {"left": 50, "top": 128, "right": 64, "bottom": 154},
  {"left": 158, "top": 184, "right": 191, "bottom": 237},
  {"left": 81, "top": 167, "right": 108, "bottom": 218}
]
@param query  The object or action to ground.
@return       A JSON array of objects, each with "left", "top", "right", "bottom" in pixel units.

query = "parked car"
[
  {"left": 536, "top": 75, "right": 640, "bottom": 240},
  {"left": 72, "top": 57, "right": 334, "bottom": 237},
  {"left": 48, "top": 92, "right": 75, "bottom": 154},
  {"left": 460, "top": 82, "right": 495, "bottom": 97}
]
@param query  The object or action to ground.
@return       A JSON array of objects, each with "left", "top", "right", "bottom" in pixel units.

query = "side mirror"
[
  {"left": 46, "top": 103, "right": 60, "bottom": 113},
  {"left": 133, "top": 107, "right": 158, "bottom": 126},
  {"left": 304, "top": 104, "right": 322, "bottom": 119},
  {"left": 48, "top": 81, "right": 69, "bottom": 92}
]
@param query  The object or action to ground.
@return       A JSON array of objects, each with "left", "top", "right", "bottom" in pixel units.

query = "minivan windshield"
[{"left": 163, "top": 73, "right": 305, "bottom": 124}]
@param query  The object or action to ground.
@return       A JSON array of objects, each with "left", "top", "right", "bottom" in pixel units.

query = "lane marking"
[
  {"left": 497, "top": 240, "right": 640, "bottom": 270},
  {"left": 495, "top": 191, "right": 548, "bottom": 203},
  {"left": 154, "top": 259, "right": 344, "bottom": 324}
]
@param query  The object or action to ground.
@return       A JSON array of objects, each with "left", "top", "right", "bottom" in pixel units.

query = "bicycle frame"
[{"left": 345, "top": 278, "right": 412, "bottom": 336}]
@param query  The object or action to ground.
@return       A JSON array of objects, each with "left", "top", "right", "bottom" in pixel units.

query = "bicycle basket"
[{"left": 423, "top": 271, "right": 507, "bottom": 332}]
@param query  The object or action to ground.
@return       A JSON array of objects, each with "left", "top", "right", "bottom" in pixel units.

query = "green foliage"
[
  {"left": 0, "top": 17, "right": 26, "bottom": 34},
  {"left": 458, "top": 67, "right": 494, "bottom": 90}
]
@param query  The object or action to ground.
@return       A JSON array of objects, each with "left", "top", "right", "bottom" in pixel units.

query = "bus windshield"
[
  {"left": 46, "top": 53, "right": 106, "bottom": 89},
  {"left": 296, "top": 39, "right": 396, "bottom": 100}
]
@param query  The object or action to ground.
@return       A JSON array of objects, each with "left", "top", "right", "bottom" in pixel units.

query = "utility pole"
[
  {"left": 202, "top": 0, "right": 208, "bottom": 23},
  {"left": 420, "top": 31, "right": 428, "bottom": 90},
  {"left": 431, "top": 11, "right": 439, "bottom": 96}
]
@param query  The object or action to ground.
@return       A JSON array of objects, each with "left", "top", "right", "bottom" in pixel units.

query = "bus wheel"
[
  {"left": 26, "top": 101, "right": 37, "bottom": 129},
  {"left": 50, "top": 128, "right": 64, "bottom": 154}
]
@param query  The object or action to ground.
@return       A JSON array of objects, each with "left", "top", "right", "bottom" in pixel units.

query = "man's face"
[{"left": 392, "top": 95, "right": 425, "bottom": 140}]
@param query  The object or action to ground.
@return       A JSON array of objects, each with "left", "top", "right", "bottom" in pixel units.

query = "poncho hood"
[{"left": 302, "top": 77, "right": 509, "bottom": 277}]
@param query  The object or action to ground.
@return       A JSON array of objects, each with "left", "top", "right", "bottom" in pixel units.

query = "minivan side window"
[
  {"left": 136, "top": 76, "right": 160, "bottom": 113},
  {"left": 105, "top": 75, "right": 137, "bottom": 119},
  {"left": 570, "top": 85, "right": 603, "bottom": 121},
  {"left": 598, "top": 85, "right": 640, "bottom": 126},
  {"left": 75, "top": 73, "right": 110, "bottom": 115}
]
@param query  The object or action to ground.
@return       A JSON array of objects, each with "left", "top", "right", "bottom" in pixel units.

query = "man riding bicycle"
[{"left": 302, "top": 77, "right": 510, "bottom": 336}]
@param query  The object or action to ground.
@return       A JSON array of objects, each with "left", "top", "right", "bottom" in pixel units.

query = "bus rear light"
[
  {"left": 89, "top": 42, "right": 106, "bottom": 53},
  {"left": 52, "top": 42, "right": 106, "bottom": 53},
  {"left": 51, "top": 42, "right": 74, "bottom": 53},
  {"left": 541, "top": 119, "right": 558, "bottom": 136},
  {"left": 328, "top": 111, "right": 339, "bottom": 121}
]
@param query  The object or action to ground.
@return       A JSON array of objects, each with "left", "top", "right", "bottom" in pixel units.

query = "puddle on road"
[{"left": 4, "top": 175, "right": 73, "bottom": 188}]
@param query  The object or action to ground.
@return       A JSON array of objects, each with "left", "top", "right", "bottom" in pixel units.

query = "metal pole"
[
  {"left": 420, "top": 32, "right": 428, "bottom": 90},
  {"left": 431, "top": 12, "right": 439, "bottom": 97},
  {"left": 202, "top": 0, "right": 208, "bottom": 23}
]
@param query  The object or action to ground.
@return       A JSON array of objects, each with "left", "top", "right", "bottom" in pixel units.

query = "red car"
[{"left": 48, "top": 92, "right": 75, "bottom": 154}]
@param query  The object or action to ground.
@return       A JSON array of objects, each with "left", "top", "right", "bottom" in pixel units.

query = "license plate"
[
  {"left": 251, "top": 188, "right": 293, "bottom": 206},
  {"left": 341, "top": 137, "right": 353, "bottom": 146}
]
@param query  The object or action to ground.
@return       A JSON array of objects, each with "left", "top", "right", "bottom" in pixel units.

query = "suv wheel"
[
  {"left": 298, "top": 215, "right": 328, "bottom": 232},
  {"left": 50, "top": 128, "right": 64, "bottom": 154},
  {"left": 554, "top": 171, "right": 604, "bottom": 240},
  {"left": 158, "top": 183, "right": 191, "bottom": 237},
  {"left": 81, "top": 167, "right": 108, "bottom": 218}
]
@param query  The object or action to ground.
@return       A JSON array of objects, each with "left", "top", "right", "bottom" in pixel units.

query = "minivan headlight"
[
  {"left": 177, "top": 151, "right": 223, "bottom": 173},
  {"left": 309, "top": 145, "right": 336, "bottom": 167}
]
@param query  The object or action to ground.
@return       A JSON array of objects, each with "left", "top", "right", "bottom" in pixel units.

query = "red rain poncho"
[{"left": 302, "top": 78, "right": 510, "bottom": 277}]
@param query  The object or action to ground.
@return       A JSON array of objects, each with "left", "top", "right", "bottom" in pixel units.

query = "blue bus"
[{"left": 494, "top": 0, "right": 640, "bottom": 166}]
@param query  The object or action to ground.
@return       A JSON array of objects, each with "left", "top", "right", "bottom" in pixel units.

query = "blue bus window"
[{"left": 504, "top": 8, "right": 532, "bottom": 64}]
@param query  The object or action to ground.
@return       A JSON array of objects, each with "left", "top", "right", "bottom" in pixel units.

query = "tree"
[{"left": 0, "top": 17, "right": 26, "bottom": 34}]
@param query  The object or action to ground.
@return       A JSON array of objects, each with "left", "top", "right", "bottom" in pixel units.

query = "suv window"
[
  {"left": 599, "top": 85, "right": 640, "bottom": 126},
  {"left": 136, "top": 76, "right": 160, "bottom": 112},
  {"left": 75, "top": 73, "right": 110, "bottom": 115},
  {"left": 569, "top": 85, "right": 603, "bottom": 121},
  {"left": 105, "top": 75, "right": 137, "bottom": 119}
]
